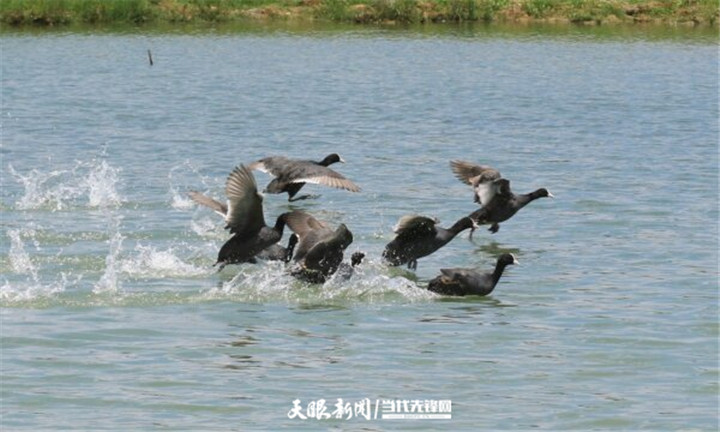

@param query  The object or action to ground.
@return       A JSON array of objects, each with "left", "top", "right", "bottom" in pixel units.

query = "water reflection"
[
  {"left": 417, "top": 300, "right": 515, "bottom": 323},
  {"left": 228, "top": 335, "right": 259, "bottom": 347},
  {"left": 222, "top": 323, "right": 350, "bottom": 371},
  {"left": 472, "top": 241, "right": 522, "bottom": 257},
  {"left": 291, "top": 303, "right": 349, "bottom": 313},
  {"left": 224, "top": 354, "right": 261, "bottom": 370}
]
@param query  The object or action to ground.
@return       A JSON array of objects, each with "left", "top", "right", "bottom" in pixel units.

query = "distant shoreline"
[{"left": 2, "top": 0, "right": 718, "bottom": 28}]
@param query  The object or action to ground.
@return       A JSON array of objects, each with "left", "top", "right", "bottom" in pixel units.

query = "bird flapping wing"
[
  {"left": 450, "top": 160, "right": 504, "bottom": 206},
  {"left": 450, "top": 160, "right": 501, "bottom": 185},
  {"left": 283, "top": 210, "right": 329, "bottom": 238},
  {"left": 289, "top": 164, "right": 361, "bottom": 192},
  {"left": 188, "top": 191, "right": 228, "bottom": 219},
  {"left": 393, "top": 215, "right": 438, "bottom": 239},
  {"left": 283, "top": 210, "right": 333, "bottom": 262},
  {"left": 224, "top": 165, "right": 266, "bottom": 236}
]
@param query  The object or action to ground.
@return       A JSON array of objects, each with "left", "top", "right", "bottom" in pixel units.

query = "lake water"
[{"left": 1, "top": 22, "right": 718, "bottom": 430}]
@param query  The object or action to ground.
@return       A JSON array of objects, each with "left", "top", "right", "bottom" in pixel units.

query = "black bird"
[
  {"left": 468, "top": 187, "right": 553, "bottom": 236},
  {"left": 382, "top": 215, "right": 477, "bottom": 270},
  {"left": 427, "top": 253, "right": 519, "bottom": 296},
  {"left": 335, "top": 252, "right": 366, "bottom": 281},
  {"left": 188, "top": 165, "right": 290, "bottom": 269},
  {"left": 256, "top": 234, "right": 298, "bottom": 262},
  {"left": 451, "top": 160, "right": 553, "bottom": 236},
  {"left": 188, "top": 187, "right": 297, "bottom": 263},
  {"left": 284, "top": 210, "right": 355, "bottom": 283},
  {"left": 248, "top": 154, "right": 361, "bottom": 202}
]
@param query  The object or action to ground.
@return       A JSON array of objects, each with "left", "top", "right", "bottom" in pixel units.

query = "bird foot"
[
  {"left": 288, "top": 194, "right": 319, "bottom": 202},
  {"left": 488, "top": 224, "right": 500, "bottom": 234}
]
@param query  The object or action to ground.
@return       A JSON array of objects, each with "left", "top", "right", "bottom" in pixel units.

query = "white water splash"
[
  {"left": 322, "top": 262, "right": 435, "bottom": 302},
  {"left": 207, "top": 261, "right": 296, "bottom": 300},
  {"left": 84, "top": 160, "right": 122, "bottom": 208},
  {"left": 0, "top": 273, "right": 75, "bottom": 303},
  {"left": 203, "top": 259, "right": 435, "bottom": 304},
  {"left": 9, "top": 165, "right": 84, "bottom": 210},
  {"left": 170, "top": 190, "right": 195, "bottom": 210},
  {"left": 168, "top": 160, "right": 211, "bottom": 211},
  {"left": 8, "top": 228, "right": 37, "bottom": 275},
  {"left": 9, "top": 159, "right": 123, "bottom": 211},
  {"left": 119, "top": 244, "right": 209, "bottom": 278},
  {"left": 93, "top": 230, "right": 124, "bottom": 294},
  {"left": 2, "top": 229, "right": 75, "bottom": 302},
  {"left": 190, "top": 217, "right": 222, "bottom": 238}
]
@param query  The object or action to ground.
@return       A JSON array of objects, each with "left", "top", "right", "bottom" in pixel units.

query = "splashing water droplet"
[
  {"left": 8, "top": 229, "right": 37, "bottom": 276},
  {"left": 2, "top": 229, "right": 74, "bottom": 303},
  {"left": 93, "top": 230, "right": 125, "bottom": 294},
  {"left": 191, "top": 217, "right": 221, "bottom": 238},
  {"left": 171, "top": 190, "right": 195, "bottom": 210},
  {"left": 9, "top": 160, "right": 123, "bottom": 211},
  {"left": 9, "top": 165, "right": 79, "bottom": 210},
  {"left": 85, "top": 160, "right": 122, "bottom": 208},
  {"left": 119, "top": 244, "right": 209, "bottom": 278}
]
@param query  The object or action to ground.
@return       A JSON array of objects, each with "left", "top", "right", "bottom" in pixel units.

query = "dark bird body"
[
  {"left": 334, "top": 252, "right": 366, "bottom": 281},
  {"left": 188, "top": 165, "right": 290, "bottom": 268},
  {"left": 188, "top": 189, "right": 297, "bottom": 264},
  {"left": 249, "top": 153, "right": 360, "bottom": 201},
  {"left": 427, "top": 253, "right": 518, "bottom": 296},
  {"left": 450, "top": 160, "right": 553, "bottom": 235},
  {"left": 255, "top": 234, "right": 298, "bottom": 262},
  {"left": 382, "top": 215, "right": 477, "bottom": 270},
  {"left": 469, "top": 187, "right": 553, "bottom": 234},
  {"left": 285, "top": 211, "right": 355, "bottom": 283}
]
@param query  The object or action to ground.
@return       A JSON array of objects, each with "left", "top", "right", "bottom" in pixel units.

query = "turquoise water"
[{"left": 1, "top": 24, "right": 718, "bottom": 430}]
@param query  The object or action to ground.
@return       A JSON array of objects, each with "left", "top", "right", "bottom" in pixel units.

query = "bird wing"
[
  {"left": 283, "top": 210, "right": 333, "bottom": 261},
  {"left": 393, "top": 215, "right": 438, "bottom": 239},
  {"left": 450, "top": 160, "right": 503, "bottom": 206},
  {"left": 188, "top": 191, "right": 228, "bottom": 219},
  {"left": 283, "top": 210, "right": 329, "bottom": 238},
  {"left": 302, "top": 225, "right": 352, "bottom": 274},
  {"left": 440, "top": 268, "right": 475, "bottom": 281},
  {"left": 224, "top": 165, "right": 266, "bottom": 236},
  {"left": 248, "top": 156, "right": 291, "bottom": 177},
  {"left": 450, "top": 160, "right": 501, "bottom": 185},
  {"left": 287, "top": 164, "right": 361, "bottom": 192}
]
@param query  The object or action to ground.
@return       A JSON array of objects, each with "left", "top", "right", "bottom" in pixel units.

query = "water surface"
[{"left": 1, "top": 23, "right": 718, "bottom": 430}]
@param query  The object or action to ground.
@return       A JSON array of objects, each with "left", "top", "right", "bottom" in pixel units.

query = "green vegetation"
[{"left": 1, "top": 0, "right": 717, "bottom": 26}]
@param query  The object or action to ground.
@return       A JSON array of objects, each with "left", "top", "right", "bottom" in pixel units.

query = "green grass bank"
[{"left": 1, "top": 0, "right": 717, "bottom": 26}]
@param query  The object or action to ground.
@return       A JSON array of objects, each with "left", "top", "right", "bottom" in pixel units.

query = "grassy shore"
[{"left": 1, "top": 0, "right": 717, "bottom": 27}]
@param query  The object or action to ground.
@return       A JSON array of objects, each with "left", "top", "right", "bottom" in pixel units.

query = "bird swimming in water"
[
  {"left": 188, "top": 165, "right": 291, "bottom": 269},
  {"left": 382, "top": 215, "right": 477, "bottom": 270},
  {"left": 450, "top": 160, "right": 553, "bottom": 236},
  {"left": 284, "top": 210, "right": 355, "bottom": 283},
  {"left": 248, "top": 153, "right": 361, "bottom": 201},
  {"left": 426, "top": 253, "right": 519, "bottom": 296}
]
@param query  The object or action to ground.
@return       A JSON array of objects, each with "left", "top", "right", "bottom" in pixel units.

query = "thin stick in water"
[{"left": 147, "top": 49, "right": 154, "bottom": 66}]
